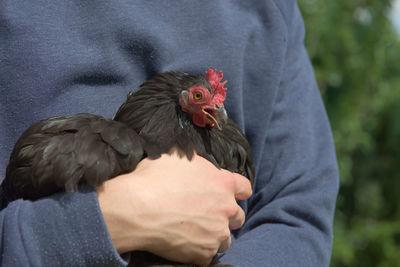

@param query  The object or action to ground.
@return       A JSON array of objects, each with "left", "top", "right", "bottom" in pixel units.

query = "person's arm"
[
  {"left": 220, "top": 2, "right": 340, "bottom": 266},
  {"left": 0, "top": 186, "right": 128, "bottom": 266},
  {"left": 97, "top": 151, "right": 251, "bottom": 265},
  {"left": 0, "top": 151, "right": 251, "bottom": 266}
]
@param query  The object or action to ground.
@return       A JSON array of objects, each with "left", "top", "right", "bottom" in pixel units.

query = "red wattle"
[{"left": 192, "top": 113, "right": 206, "bottom": 127}]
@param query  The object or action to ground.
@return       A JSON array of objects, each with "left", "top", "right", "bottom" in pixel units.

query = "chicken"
[
  {"left": 0, "top": 69, "right": 254, "bottom": 267},
  {"left": 113, "top": 70, "right": 254, "bottom": 182},
  {"left": 1, "top": 114, "right": 144, "bottom": 205}
]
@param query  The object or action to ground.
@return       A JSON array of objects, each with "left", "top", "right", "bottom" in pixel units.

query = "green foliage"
[{"left": 298, "top": 0, "right": 400, "bottom": 266}]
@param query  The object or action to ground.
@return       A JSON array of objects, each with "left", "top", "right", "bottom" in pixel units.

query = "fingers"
[
  {"left": 232, "top": 173, "right": 252, "bottom": 200},
  {"left": 219, "top": 171, "right": 250, "bottom": 230},
  {"left": 218, "top": 234, "right": 232, "bottom": 253},
  {"left": 228, "top": 205, "right": 246, "bottom": 230}
]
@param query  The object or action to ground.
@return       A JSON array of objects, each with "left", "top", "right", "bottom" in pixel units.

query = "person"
[{"left": 0, "top": 0, "right": 339, "bottom": 266}]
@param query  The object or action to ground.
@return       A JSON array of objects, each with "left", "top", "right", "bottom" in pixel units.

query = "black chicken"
[{"left": 0, "top": 69, "right": 255, "bottom": 267}]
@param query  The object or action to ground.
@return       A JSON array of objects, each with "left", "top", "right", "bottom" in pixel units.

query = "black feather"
[{"left": 1, "top": 114, "right": 144, "bottom": 208}]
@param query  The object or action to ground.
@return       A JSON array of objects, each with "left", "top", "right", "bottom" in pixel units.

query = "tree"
[{"left": 299, "top": 0, "right": 400, "bottom": 266}]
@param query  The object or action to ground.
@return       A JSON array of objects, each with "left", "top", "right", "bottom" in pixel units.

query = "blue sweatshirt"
[{"left": 0, "top": 1, "right": 339, "bottom": 266}]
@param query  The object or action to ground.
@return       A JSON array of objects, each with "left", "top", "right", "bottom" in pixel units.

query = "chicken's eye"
[{"left": 193, "top": 92, "right": 203, "bottom": 101}]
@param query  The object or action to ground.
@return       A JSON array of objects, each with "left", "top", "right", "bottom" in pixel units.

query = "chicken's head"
[{"left": 179, "top": 69, "right": 228, "bottom": 130}]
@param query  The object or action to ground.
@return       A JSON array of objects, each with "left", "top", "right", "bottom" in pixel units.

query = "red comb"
[{"left": 206, "top": 69, "right": 227, "bottom": 104}]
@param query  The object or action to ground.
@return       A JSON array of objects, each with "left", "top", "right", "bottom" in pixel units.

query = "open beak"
[{"left": 203, "top": 104, "right": 228, "bottom": 130}]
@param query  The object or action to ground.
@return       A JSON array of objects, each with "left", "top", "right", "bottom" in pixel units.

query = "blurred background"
[{"left": 298, "top": 0, "right": 400, "bottom": 266}]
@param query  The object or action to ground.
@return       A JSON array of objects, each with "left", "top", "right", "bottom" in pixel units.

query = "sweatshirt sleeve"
[
  {"left": 0, "top": 186, "right": 129, "bottom": 267},
  {"left": 220, "top": 2, "right": 340, "bottom": 266}
]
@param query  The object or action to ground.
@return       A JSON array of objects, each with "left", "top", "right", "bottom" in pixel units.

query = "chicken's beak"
[
  {"left": 216, "top": 105, "right": 228, "bottom": 124},
  {"left": 203, "top": 104, "right": 227, "bottom": 130}
]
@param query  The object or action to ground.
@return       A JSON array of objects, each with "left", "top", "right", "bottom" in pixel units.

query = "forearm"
[{"left": 0, "top": 186, "right": 128, "bottom": 266}]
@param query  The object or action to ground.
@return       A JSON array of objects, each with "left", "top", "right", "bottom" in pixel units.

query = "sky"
[{"left": 391, "top": 0, "right": 400, "bottom": 33}]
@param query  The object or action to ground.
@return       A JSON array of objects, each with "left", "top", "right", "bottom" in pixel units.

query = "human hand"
[{"left": 96, "top": 150, "right": 252, "bottom": 265}]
